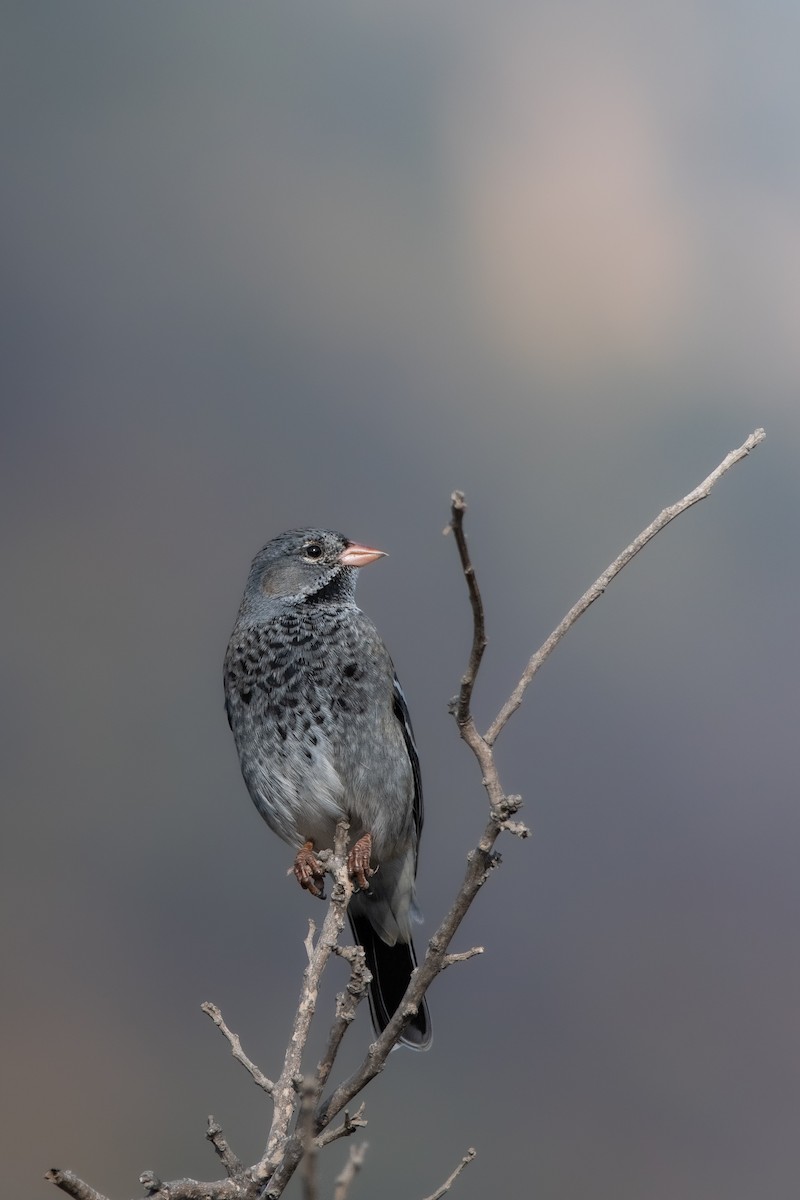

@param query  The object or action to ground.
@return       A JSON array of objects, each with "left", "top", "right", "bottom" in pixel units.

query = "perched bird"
[{"left": 224, "top": 528, "right": 431, "bottom": 1049}]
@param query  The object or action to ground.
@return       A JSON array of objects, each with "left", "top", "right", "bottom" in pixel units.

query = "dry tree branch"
[
  {"left": 44, "top": 1172, "right": 110, "bottom": 1200},
  {"left": 46, "top": 429, "right": 764, "bottom": 1200},
  {"left": 315, "top": 424, "right": 767, "bottom": 1151},
  {"left": 421, "top": 1148, "right": 477, "bottom": 1200},
  {"left": 314, "top": 1104, "right": 367, "bottom": 1150}
]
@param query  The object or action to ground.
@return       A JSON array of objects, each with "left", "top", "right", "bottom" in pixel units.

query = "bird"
[{"left": 223, "top": 528, "right": 431, "bottom": 1049}]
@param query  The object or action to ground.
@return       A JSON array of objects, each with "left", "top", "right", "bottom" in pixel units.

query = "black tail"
[{"left": 348, "top": 912, "right": 432, "bottom": 1050}]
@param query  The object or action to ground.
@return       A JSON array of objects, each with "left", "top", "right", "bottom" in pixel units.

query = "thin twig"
[
  {"left": 206, "top": 1117, "right": 244, "bottom": 1180},
  {"left": 444, "top": 494, "right": 502, "bottom": 808},
  {"left": 333, "top": 1143, "right": 368, "bottom": 1200},
  {"left": 441, "top": 947, "right": 484, "bottom": 969},
  {"left": 446, "top": 491, "right": 488, "bottom": 727},
  {"left": 421, "top": 1147, "right": 477, "bottom": 1200},
  {"left": 201, "top": 1002, "right": 274, "bottom": 1094},
  {"left": 485, "top": 427, "right": 765, "bottom": 745}
]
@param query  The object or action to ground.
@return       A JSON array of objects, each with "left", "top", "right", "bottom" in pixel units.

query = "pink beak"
[{"left": 339, "top": 541, "right": 388, "bottom": 568}]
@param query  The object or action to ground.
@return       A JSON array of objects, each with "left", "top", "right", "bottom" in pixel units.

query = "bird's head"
[{"left": 237, "top": 528, "right": 387, "bottom": 619}]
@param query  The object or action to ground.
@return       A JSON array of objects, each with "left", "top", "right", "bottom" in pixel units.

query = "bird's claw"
[
  {"left": 347, "top": 833, "right": 376, "bottom": 893},
  {"left": 293, "top": 840, "right": 326, "bottom": 898}
]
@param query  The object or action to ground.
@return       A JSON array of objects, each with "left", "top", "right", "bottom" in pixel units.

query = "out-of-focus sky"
[{"left": 3, "top": 4, "right": 798, "bottom": 1198}]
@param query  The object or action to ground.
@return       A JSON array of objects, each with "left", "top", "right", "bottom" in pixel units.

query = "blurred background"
[{"left": 3, "top": 3, "right": 798, "bottom": 1198}]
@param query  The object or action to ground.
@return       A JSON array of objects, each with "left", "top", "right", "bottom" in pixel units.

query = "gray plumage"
[{"left": 223, "top": 528, "right": 431, "bottom": 1049}]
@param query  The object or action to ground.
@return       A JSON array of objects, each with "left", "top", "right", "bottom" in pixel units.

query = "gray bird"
[{"left": 223, "top": 528, "right": 431, "bottom": 1049}]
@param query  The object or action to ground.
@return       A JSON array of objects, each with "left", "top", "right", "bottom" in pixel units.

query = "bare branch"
[
  {"left": 498, "top": 818, "right": 530, "bottom": 838},
  {"left": 138, "top": 1172, "right": 241, "bottom": 1199},
  {"left": 444, "top": 492, "right": 504, "bottom": 809},
  {"left": 421, "top": 1147, "right": 477, "bottom": 1200},
  {"left": 485, "top": 427, "right": 766, "bottom": 745},
  {"left": 333, "top": 1144, "right": 368, "bottom": 1200},
  {"left": 201, "top": 1002, "right": 274, "bottom": 1095}
]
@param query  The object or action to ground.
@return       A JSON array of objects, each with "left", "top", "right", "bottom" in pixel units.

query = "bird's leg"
[
  {"left": 293, "top": 840, "right": 326, "bottom": 898},
  {"left": 347, "top": 832, "right": 376, "bottom": 892}
]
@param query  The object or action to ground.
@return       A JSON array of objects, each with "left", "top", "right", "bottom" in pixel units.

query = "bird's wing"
[{"left": 392, "top": 674, "right": 423, "bottom": 849}]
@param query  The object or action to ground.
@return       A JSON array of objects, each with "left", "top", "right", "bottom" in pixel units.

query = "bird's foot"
[
  {"left": 292, "top": 840, "right": 326, "bottom": 898},
  {"left": 347, "top": 833, "right": 376, "bottom": 892}
]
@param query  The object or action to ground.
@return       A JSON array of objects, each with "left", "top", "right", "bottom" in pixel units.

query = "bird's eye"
[{"left": 304, "top": 543, "right": 323, "bottom": 560}]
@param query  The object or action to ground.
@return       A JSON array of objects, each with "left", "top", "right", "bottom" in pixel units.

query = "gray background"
[{"left": 3, "top": 3, "right": 798, "bottom": 1198}]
